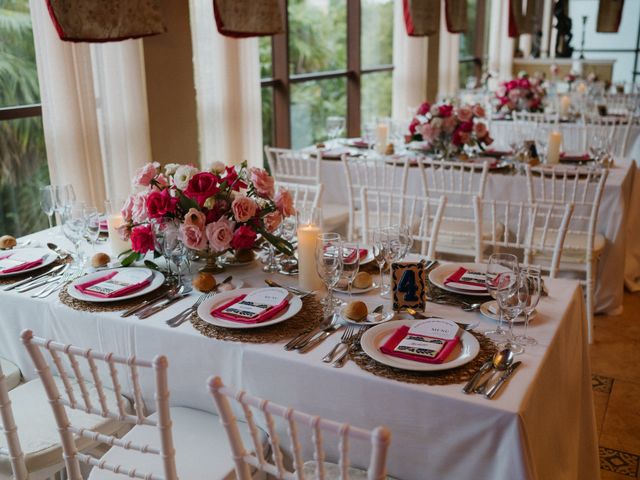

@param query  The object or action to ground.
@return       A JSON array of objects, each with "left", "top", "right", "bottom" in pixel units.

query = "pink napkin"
[
  {"left": 348, "top": 140, "right": 371, "bottom": 149},
  {"left": 380, "top": 325, "right": 459, "bottom": 364},
  {"left": 321, "top": 147, "right": 351, "bottom": 159},
  {"left": 344, "top": 248, "right": 368, "bottom": 263},
  {"left": 74, "top": 272, "right": 151, "bottom": 298},
  {"left": 560, "top": 152, "right": 591, "bottom": 162},
  {"left": 444, "top": 267, "right": 487, "bottom": 291},
  {"left": 0, "top": 254, "right": 44, "bottom": 274},
  {"left": 480, "top": 148, "right": 512, "bottom": 158},
  {"left": 211, "top": 294, "right": 290, "bottom": 324}
]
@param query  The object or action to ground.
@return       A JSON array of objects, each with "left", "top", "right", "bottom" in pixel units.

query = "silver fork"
[
  {"left": 31, "top": 268, "right": 76, "bottom": 298},
  {"left": 322, "top": 325, "right": 355, "bottom": 363},
  {"left": 332, "top": 327, "right": 366, "bottom": 368},
  {"left": 166, "top": 292, "right": 213, "bottom": 327}
]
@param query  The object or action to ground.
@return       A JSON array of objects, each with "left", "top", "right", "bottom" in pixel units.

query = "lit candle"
[
  {"left": 296, "top": 224, "right": 324, "bottom": 291},
  {"left": 106, "top": 214, "right": 131, "bottom": 256},
  {"left": 559, "top": 95, "right": 571, "bottom": 117},
  {"left": 376, "top": 123, "right": 388, "bottom": 154},
  {"left": 577, "top": 83, "right": 587, "bottom": 94},
  {"left": 547, "top": 131, "right": 562, "bottom": 164}
]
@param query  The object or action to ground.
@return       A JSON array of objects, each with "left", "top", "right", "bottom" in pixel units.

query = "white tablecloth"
[
  {"left": 321, "top": 159, "right": 639, "bottom": 315},
  {"left": 0, "top": 232, "right": 599, "bottom": 480}
]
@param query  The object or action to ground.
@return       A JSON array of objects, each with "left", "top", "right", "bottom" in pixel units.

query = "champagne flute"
[
  {"left": 383, "top": 229, "right": 403, "bottom": 297},
  {"left": 371, "top": 228, "right": 388, "bottom": 296},
  {"left": 61, "top": 203, "right": 87, "bottom": 265},
  {"left": 517, "top": 266, "right": 541, "bottom": 346},
  {"left": 316, "top": 233, "right": 343, "bottom": 314},
  {"left": 83, "top": 206, "right": 100, "bottom": 253},
  {"left": 398, "top": 224, "right": 413, "bottom": 259},
  {"left": 342, "top": 241, "right": 360, "bottom": 298},
  {"left": 53, "top": 185, "right": 69, "bottom": 216},
  {"left": 326, "top": 116, "right": 345, "bottom": 142},
  {"left": 496, "top": 270, "right": 525, "bottom": 354},
  {"left": 485, "top": 253, "right": 518, "bottom": 340},
  {"left": 39, "top": 186, "right": 55, "bottom": 229}
]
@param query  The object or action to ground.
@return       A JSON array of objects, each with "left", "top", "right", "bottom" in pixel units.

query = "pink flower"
[
  {"left": 121, "top": 193, "right": 148, "bottom": 224},
  {"left": 409, "top": 117, "right": 420, "bottom": 134},
  {"left": 484, "top": 135, "right": 494, "bottom": 146},
  {"left": 205, "top": 217, "right": 235, "bottom": 252},
  {"left": 230, "top": 225, "right": 257, "bottom": 250},
  {"left": 508, "top": 89, "right": 521, "bottom": 102},
  {"left": 452, "top": 130, "right": 463, "bottom": 146},
  {"left": 459, "top": 132, "right": 472, "bottom": 145},
  {"left": 154, "top": 173, "right": 169, "bottom": 189},
  {"left": 472, "top": 104, "right": 485, "bottom": 118},
  {"left": 231, "top": 196, "right": 258, "bottom": 223},
  {"left": 250, "top": 168, "right": 275, "bottom": 198},
  {"left": 419, "top": 123, "right": 438, "bottom": 141},
  {"left": 417, "top": 102, "right": 430, "bottom": 116},
  {"left": 442, "top": 116, "right": 457, "bottom": 134},
  {"left": 457, "top": 106, "right": 473, "bottom": 122},
  {"left": 438, "top": 104, "right": 454, "bottom": 117},
  {"left": 184, "top": 208, "right": 206, "bottom": 230},
  {"left": 184, "top": 172, "right": 220, "bottom": 206},
  {"left": 275, "top": 189, "right": 295, "bottom": 217},
  {"left": 459, "top": 121, "right": 473, "bottom": 133},
  {"left": 132, "top": 162, "right": 160, "bottom": 188},
  {"left": 518, "top": 78, "right": 531, "bottom": 89},
  {"left": 130, "top": 224, "right": 155, "bottom": 254},
  {"left": 116, "top": 224, "right": 131, "bottom": 241},
  {"left": 221, "top": 166, "right": 247, "bottom": 191},
  {"left": 496, "top": 86, "right": 507, "bottom": 98},
  {"left": 474, "top": 121, "right": 488, "bottom": 138},
  {"left": 264, "top": 211, "right": 282, "bottom": 233},
  {"left": 146, "top": 189, "right": 177, "bottom": 219},
  {"left": 180, "top": 223, "right": 207, "bottom": 251}
]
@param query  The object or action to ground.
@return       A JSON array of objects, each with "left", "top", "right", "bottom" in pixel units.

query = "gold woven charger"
[{"left": 59, "top": 282, "right": 172, "bottom": 313}]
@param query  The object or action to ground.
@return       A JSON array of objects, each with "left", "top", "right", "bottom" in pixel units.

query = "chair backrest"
[
  {"left": 277, "top": 181, "right": 323, "bottom": 211},
  {"left": 513, "top": 111, "right": 559, "bottom": 126},
  {"left": 0, "top": 362, "right": 28, "bottom": 480},
  {"left": 583, "top": 114, "right": 632, "bottom": 159},
  {"left": 360, "top": 189, "right": 447, "bottom": 259},
  {"left": 265, "top": 147, "right": 321, "bottom": 184},
  {"left": 417, "top": 158, "right": 488, "bottom": 198},
  {"left": 524, "top": 165, "right": 608, "bottom": 259},
  {"left": 342, "top": 155, "right": 409, "bottom": 240},
  {"left": 21, "top": 330, "right": 178, "bottom": 480},
  {"left": 472, "top": 197, "right": 574, "bottom": 277},
  {"left": 559, "top": 123, "right": 587, "bottom": 153},
  {"left": 208, "top": 376, "right": 392, "bottom": 480}
]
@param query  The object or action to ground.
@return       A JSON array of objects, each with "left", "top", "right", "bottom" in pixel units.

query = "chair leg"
[{"left": 585, "top": 260, "right": 596, "bottom": 344}]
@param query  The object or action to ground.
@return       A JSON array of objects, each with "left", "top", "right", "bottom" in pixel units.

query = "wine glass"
[
  {"left": 535, "top": 124, "right": 550, "bottom": 162},
  {"left": 83, "top": 206, "right": 101, "bottom": 253},
  {"left": 39, "top": 186, "right": 55, "bottom": 229},
  {"left": 61, "top": 203, "right": 87, "bottom": 265},
  {"left": 152, "top": 219, "right": 173, "bottom": 277},
  {"left": 496, "top": 269, "right": 525, "bottom": 354},
  {"left": 316, "top": 233, "right": 343, "bottom": 314},
  {"left": 398, "top": 224, "right": 414, "bottom": 259},
  {"left": 163, "top": 223, "right": 187, "bottom": 288},
  {"left": 485, "top": 253, "right": 518, "bottom": 340},
  {"left": 326, "top": 116, "right": 345, "bottom": 142},
  {"left": 341, "top": 241, "right": 360, "bottom": 298},
  {"left": 371, "top": 228, "right": 389, "bottom": 296},
  {"left": 517, "top": 266, "right": 541, "bottom": 346},
  {"left": 278, "top": 215, "right": 298, "bottom": 273}
]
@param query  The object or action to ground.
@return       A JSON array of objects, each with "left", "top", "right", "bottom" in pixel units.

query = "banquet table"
[
  {"left": 0, "top": 231, "right": 599, "bottom": 480},
  {"left": 320, "top": 152, "right": 639, "bottom": 315}
]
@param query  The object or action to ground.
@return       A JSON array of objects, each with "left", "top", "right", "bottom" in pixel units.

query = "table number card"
[{"left": 391, "top": 261, "right": 427, "bottom": 312}]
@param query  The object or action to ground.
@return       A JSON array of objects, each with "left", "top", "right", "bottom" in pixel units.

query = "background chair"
[
  {"left": 0, "top": 358, "right": 21, "bottom": 392},
  {"left": 276, "top": 181, "right": 323, "bottom": 211},
  {"left": 583, "top": 114, "right": 632, "bottom": 160},
  {"left": 209, "top": 376, "right": 392, "bottom": 480}
]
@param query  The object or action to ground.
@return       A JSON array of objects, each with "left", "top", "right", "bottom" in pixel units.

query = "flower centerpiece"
[
  {"left": 495, "top": 72, "right": 546, "bottom": 114},
  {"left": 118, "top": 161, "right": 295, "bottom": 272},
  {"left": 407, "top": 101, "right": 494, "bottom": 160}
]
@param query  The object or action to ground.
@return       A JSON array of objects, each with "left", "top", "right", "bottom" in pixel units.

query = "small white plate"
[
  {"left": 360, "top": 319, "right": 480, "bottom": 372},
  {"left": 429, "top": 262, "right": 490, "bottom": 297},
  {"left": 339, "top": 305, "right": 394, "bottom": 326},
  {"left": 333, "top": 282, "right": 379, "bottom": 295},
  {"left": 67, "top": 268, "right": 165, "bottom": 303},
  {"left": 214, "top": 279, "right": 245, "bottom": 292},
  {"left": 0, "top": 248, "right": 58, "bottom": 277},
  {"left": 197, "top": 287, "right": 303, "bottom": 329},
  {"left": 480, "top": 300, "right": 536, "bottom": 325},
  {"left": 359, "top": 250, "right": 375, "bottom": 266},
  {"left": 220, "top": 253, "right": 257, "bottom": 267}
]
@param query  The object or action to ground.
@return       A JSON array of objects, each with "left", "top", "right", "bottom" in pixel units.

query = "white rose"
[
  {"left": 209, "top": 161, "right": 226, "bottom": 174},
  {"left": 173, "top": 165, "right": 199, "bottom": 190},
  {"left": 164, "top": 163, "right": 180, "bottom": 176}
]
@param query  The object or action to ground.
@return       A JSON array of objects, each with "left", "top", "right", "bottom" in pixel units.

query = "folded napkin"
[
  {"left": 348, "top": 139, "right": 371, "bottom": 149},
  {"left": 99, "top": 218, "right": 109, "bottom": 231},
  {"left": 344, "top": 248, "right": 368, "bottom": 263},
  {"left": 380, "top": 320, "right": 461, "bottom": 364},
  {"left": 480, "top": 148, "right": 512, "bottom": 158},
  {"left": 74, "top": 270, "right": 152, "bottom": 298},
  {"left": 559, "top": 152, "right": 592, "bottom": 162},
  {"left": 321, "top": 147, "right": 351, "bottom": 160},
  {"left": 444, "top": 267, "right": 487, "bottom": 292},
  {"left": 0, "top": 253, "right": 45, "bottom": 274},
  {"left": 211, "top": 293, "right": 289, "bottom": 324}
]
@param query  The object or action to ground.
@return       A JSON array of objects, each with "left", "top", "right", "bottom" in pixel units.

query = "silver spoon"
[
  {"left": 474, "top": 349, "right": 514, "bottom": 394},
  {"left": 46, "top": 242, "right": 71, "bottom": 259}
]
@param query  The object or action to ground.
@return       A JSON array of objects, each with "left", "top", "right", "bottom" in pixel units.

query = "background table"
[{"left": 0, "top": 232, "right": 599, "bottom": 480}]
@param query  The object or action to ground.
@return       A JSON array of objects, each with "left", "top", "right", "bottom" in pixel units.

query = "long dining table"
[{"left": 0, "top": 229, "right": 599, "bottom": 480}]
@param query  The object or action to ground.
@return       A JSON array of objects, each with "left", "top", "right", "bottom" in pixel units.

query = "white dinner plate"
[
  {"left": 333, "top": 281, "right": 379, "bottom": 295},
  {"left": 197, "top": 287, "right": 303, "bottom": 329},
  {"left": 480, "top": 300, "right": 536, "bottom": 325},
  {"left": 360, "top": 319, "right": 480, "bottom": 372},
  {"left": 428, "top": 262, "right": 490, "bottom": 297},
  {"left": 358, "top": 250, "right": 375, "bottom": 266},
  {"left": 0, "top": 248, "right": 58, "bottom": 277},
  {"left": 67, "top": 268, "right": 165, "bottom": 303}
]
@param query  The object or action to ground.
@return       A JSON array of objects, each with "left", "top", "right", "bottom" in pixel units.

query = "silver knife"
[
  {"left": 297, "top": 324, "right": 341, "bottom": 353},
  {"left": 462, "top": 359, "right": 494, "bottom": 394},
  {"left": 137, "top": 294, "right": 188, "bottom": 319},
  {"left": 3, "top": 264, "right": 65, "bottom": 291},
  {"left": 485, "top": 361, "right": 522, "bottom": 399},
  {"left": 16, "top": 265, "right": 70, "bottom": 293}
]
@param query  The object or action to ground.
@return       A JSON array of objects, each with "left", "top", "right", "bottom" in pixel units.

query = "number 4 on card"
[{"left": 391, "top": 262, "right": 427, "bottom": 312}]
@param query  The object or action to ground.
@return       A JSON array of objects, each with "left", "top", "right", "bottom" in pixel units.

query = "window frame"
[{"left": 0, "top": 104, "right": 42, "bottom": 121}]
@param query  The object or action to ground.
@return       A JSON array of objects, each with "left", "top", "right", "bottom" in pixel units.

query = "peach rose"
[
  {"left": 231, "top": 196, "right": 258, "bottom": 223},
  {"left": 264, "top": 211, "right": 283, "bottom": 233},
  {"left": 474, "top": 122, "right": 488, "bottom": 138},
  {"left": 205, "top": 217, "right": 235, "bottom": 252},
  {"left": 275, "top": 189, "right": 295, "bottom": 217},
  {"left": 184, "top": 208, "right": 206, "bottom": 230},
  {"left": 457, "top": 106, "right": 473, "bottom": 122},
  {"left": 442, "top": 116, "right": 457, "bottom": 134},
  {"left": 472, "top": 104, "right": 485, "bottom": 118},
  {"left": 132, "top": 162, "right": 159, "bottom": 188},
  {"left": 180, "top": 224, "right": 207, "bottom": 251},
  {"left": 250, "top": 168, "right": 275, "bottom": 198}
]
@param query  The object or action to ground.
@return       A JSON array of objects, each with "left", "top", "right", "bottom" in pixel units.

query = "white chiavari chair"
[
  {"left": 512, "top": 111, "right": 559, "bottom": 126},
  {"left": 360, "top": 189, "right": 447, "bottom": 260},
  {"left": 209, "top": 376, "right": 392, "bottom": 480},
  {"left": 21, "top": 331, "right": 269, "bottom": 480},
  {"left": 560, "top": 123, "right": 587, "bottom": 154},
  {"left": 583, "top": 114, "right": 633, "bottom": 159},
  {"left": 417, "top": 158, "right": 498, "bottom": 258},
  {"left": 0, "top": 358, "right": 20, "bottom": 392},
  {"left": 276, "top": 182, "right": 323, "bottom": 211},
  {"left": 524, "top": 165, "right": 609, "bottom": 343},
  {"left": 342, "top": 155, "right": 409, "bottom": 241},
  {"left": 472, "top": 197, "right": 574, "bottom": 278}
]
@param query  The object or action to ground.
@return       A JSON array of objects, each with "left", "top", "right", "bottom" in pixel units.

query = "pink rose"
[
  {"left": 184, "top": 208, "right": 207, "bottom": 230},
  {"left": 457, "top": 106, "right": 473, "bottom": 122},
  {"left": 154, "top": 173, "right": 169, "bottom": 189},
  {"left": 474, "top": 122, "right": 488, "bottom": 138},
  {"left": 230, "top": 225, "right": 257, "bottom": 250},
  {"left": 180, "top": 223, "right": 207, "bottom": 251},
  {"left": 130, "top": 224, "right": 155, "bottom": 254},
  {"left": 116, "top": 224, "right": 131, "bottom": 241},
  {"left": 409, "top": 117, "right": 420, "bottom": 134},
  {"left": 184, "top": 172, "right": 220, "bottom": 206},
  {"left": 205, "top": 217, "right": 235, "bottom": 252},
  {"left": 146, "top": 189, "right": 178, "bottom": 219},
  {"left": 459, "top": 121, "right": 473, "bottom": 133},
  {"left": 442, "top": 116, "right": 457, "bottom": 133},
  {"left": 452, "top": 130, "right": 463, "bottom": 146},
  {"left": 419, "top": 123, "right": 437, "bottom": 141},
  {"left": 472, "top": 104, "right": 485, "bottom": 118},
  {"left": 250, "top": 168, "right": 275, "bottom": 198},
  {"left": 508, "top": 89, "right": 521, "bottom": 102},
  {"left": 264, "top": 211, "right": 282, "bottom": 233},
  {"left": 231, "top": 196, "right": 258, "bottom": 223},
  {"left": 122, "top": 193, "right": 148, "bottom": 224},
  {"left": 132, "top": 162, "right": 160, "bottom": 188},
  {"left": 438, "top": 104, "right": 454, "bottom": 117},
  {"left": 417, "top": 102, "right": 430, "bottom": 116},
  {"left": 275, "top": 189, "right": 295, "bottom": 217}
]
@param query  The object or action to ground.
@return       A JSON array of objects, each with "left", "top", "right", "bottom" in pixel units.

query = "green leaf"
[
  {"left": 260, "top": 229, "right": 295, "bottom": 256},
  {"left": 144, "top": 260, "right": 159, "bottom": 270},
  {"left": 177, "top": 192, "right": 199, "bottom": 212},
  {"left": 120, "top": 251, "right": 142, "bottom": 267}
]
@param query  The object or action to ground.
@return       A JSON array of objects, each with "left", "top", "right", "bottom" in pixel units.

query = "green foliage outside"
[{"left": 0, "top": 0, "right": 50, "bottom": 236}]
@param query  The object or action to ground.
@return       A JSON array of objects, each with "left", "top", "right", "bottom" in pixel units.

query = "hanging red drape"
[
  {"left": 509, "top": 0, "right": 537, "bottom": 38},
  {"left": 596, "top": 0, "right": 624, "bottom": 33},
  {"left": 213, "top": 0, "right": 283, "bottom": 38},
  {"left": 445, "top": 0, "right": 468, "bottom": 33},
  {"left": 403, "top": 0, "right": 440, "bottom": 37},
  {"left": 46, "top": 0, "right": 166, "bottom": 42}
]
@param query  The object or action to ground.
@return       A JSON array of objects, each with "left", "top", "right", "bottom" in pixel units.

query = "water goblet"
[
  {"left": 316, "top": 233, "right": 343, "bottom": 314},
  {"left": 485, "top": 253, "right": 518, "bottom": 340},
  {"left": 517, "top": 266, "right": 541, "bottom": 346},
  {"left": 371, "top": 228, "right": 389, "bottom": 295},
  {"left": 61, "top": 203, "right": 88, "bottom": 266},
  {"left": 326, "top": 116, "right": 346, "bottom": 142},
  {"left": 83, "top": 206, "right": 101, "bottom": 253},
  {"left": 496, "top": 270, "right": 525, "bottom": 354},
  {"left": 341, "top": 241, "right": 361, "bottom": 298}
]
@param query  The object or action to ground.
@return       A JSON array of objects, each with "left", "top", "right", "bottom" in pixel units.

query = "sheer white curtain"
[
  {"left": 487, "top": 0, "right": 515, "bottom": 86},
  {"left": 29, "top": 0, "right": 152, "bottom": 207},
  {"left": 437, "top": 6, "right": 460, "bottom": 99},
  {"left": 189, "top": 0, "right": 263, "bottom": 168}
]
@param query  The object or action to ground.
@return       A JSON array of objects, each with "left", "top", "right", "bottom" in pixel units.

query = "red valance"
[
  {"left": 213, "top": 0, "right": 283, "bottom": 38},
  {"left": 403, "top": 0, "right": 440, "bottom": 37},
  {"left": 445, "top": 0, "right": 468, "bottom": 34}
]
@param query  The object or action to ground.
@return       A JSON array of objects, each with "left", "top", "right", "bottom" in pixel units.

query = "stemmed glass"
[
  {"left": 326, "top": 116, "right": 345, "bottom": 142},
  {"left": 54, "top": 184, "right": 75, "bottom": 216},
  {"left": 517, "top": 266, "right": 541, "bottom": 346},
  {"left": 83, "top": 206, "right": 101, "bottom": 253},
  {"left": 61, "top": 203, "right": 87, "bottom": 265},
  {"left": 371, "top": 228, "right": 389, "bottom": 295},
  {"left": 535, "top": 124, "right": 550, "bottom": 163},
  {"left": 316, "top": 233, "right": 343, "bottom": 314},
  {"left": 383, "top": 229, "right": 404, "bottom": 296},
  {"left": 39, "top": 186, "right": 56, "bottom": 229},
  {"left": 485, "top": 253, "right": 518, "bottom": 340},
  {"left": 163, "top": 223, "right": 187, "bottom": 288},
  {"left": 342, "top": 241, "right": 361, "bottom": 298},
  {"left": 495, "top": 270, "right": 525, "bottom": 354},
  {"left": 397, "top": 224, "right": 413, "bottom": 259},
  {"left": 278, "top": 215, "right": 298, "bottom": 273}
]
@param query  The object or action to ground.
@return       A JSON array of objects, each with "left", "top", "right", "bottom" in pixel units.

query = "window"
[
  {"left": 459, "top": 0, "right": 490, "bottom": 89},
  {"left": 260, "top": 0, "right": 394, "bottom": 151},
  {"left": 0, "top": 0, "right": 50, "bottom": 236}
]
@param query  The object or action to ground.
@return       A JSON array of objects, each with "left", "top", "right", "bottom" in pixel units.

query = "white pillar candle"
[
  {"left": 577, "top": 83, "right": 587, "bottom": 94},
  {"left": 297, "top": 224, "right": 324, "bottom": 291},
  {"left": 376, "top": 123, "right": 388, "bottom": 154},
  {"left": 547, "top": 131, "right": 562, "bottom": 164},
  {"left": 106, "top": 214, "right": 131, "bottom": 256},
  {"left": 559, "top": 95, "right": 571, "bottom": 117}
]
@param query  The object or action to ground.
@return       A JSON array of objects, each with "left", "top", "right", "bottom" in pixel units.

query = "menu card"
[
  {"left": 212, "top": 287, "right": 290, "bottom": 324},
  {"left": 444, "top": 267, "right": 487, "bottom": 291},
  {"left": 75, "top": 269, "right": 153, "bottom": 298},
  {"left": 380, "top": 319, "right": 461, "bottom": 364}
]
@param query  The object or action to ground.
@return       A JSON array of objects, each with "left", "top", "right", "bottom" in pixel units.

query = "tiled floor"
[{"left": 591, "top": 291, "right": 640, "bottom": 479}]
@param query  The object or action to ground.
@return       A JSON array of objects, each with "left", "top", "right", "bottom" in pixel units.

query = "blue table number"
[{"left": 391, "top": 261, "right": 427, "bottom": 312}]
